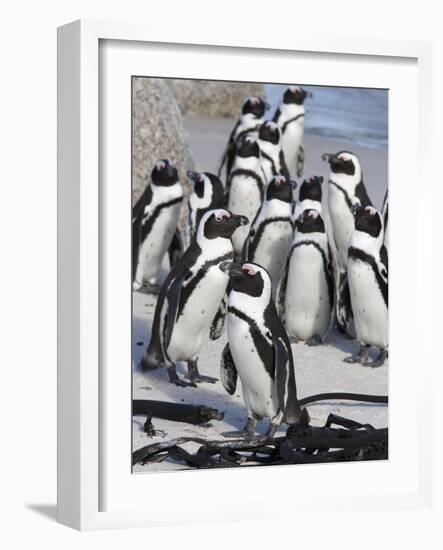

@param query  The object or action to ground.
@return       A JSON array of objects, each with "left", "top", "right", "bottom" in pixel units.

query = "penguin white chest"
[
  {"left": 282, "top": 123, "right": 303, "bottom": 175},
  {"left": 136, "top": 203, "right": 181, "bottom": 283},
  {"left": 328, "top": 187, "right": 354, "bottom": 267},
  {"left": 252, "top": 221, "right": 293, "bottom": 291},
  {"left": 168, "top": 266, "right": 229, "bottom": 361},
  {"left": 285, "top": 245, "right": 331, "bottom": 340},
  {"left": 227, "top": 313, "right": 278, "bottom": 419},
  {"left": 348, "top": 259, "right": 388, "bottom": 349},
  {"left": 228, "top": 178, "right": 261, "bottom": 255}
]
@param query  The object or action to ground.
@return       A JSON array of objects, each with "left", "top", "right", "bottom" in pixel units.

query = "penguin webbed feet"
[
  {"left": 186, "top": 359, "right": 218, "bottom": 385},
  {"left": 222, "top": 417, "right": 257, "bottom": 440},
  {"left": 136, "top": 282, "right": 162, "bottom": 296},
  {"left": 306, "top": 335, "right": 322, "bottom": 347},
  {"left": 167, "top": 365, "right": 197, "bottom": 388},
  {"left": 344, "top": 344, "right": 370, "bottom": 365},
  {"left": 366, "top": 349, "right": 388, "bottom": 368}
]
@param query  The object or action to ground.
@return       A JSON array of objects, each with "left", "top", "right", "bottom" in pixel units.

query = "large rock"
[
  {"left": 132, "top": 78, "right": 194, "bottom": 207},
  {"left": 167, "top": 79, "right": 264, "bottom": 118}
]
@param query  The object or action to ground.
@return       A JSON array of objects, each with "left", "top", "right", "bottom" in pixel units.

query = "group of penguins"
[{"left": 132, "top": 85, "right": 389, "bottom": 439}]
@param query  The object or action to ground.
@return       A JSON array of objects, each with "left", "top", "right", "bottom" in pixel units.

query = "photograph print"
[{"left": 131, "top": 77, "right": 388, "bottom": 471}]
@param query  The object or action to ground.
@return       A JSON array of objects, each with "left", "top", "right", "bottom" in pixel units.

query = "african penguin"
[
  {"left": 219, "top": 261, "right": 302, "bottom": 439},
  {"left": 139, "top": 209, "right": 248, "bottom": 386},
  {"left": 345, "top": 206, "right": 388, "bottom": 367},
  {"left": 382, "top": 190, "right": 389, "bottom": 250},
  {"left": 258, "top": 121, "right": 290, "bottom": 184},
  {"left": 227, "top": 135, "right": 266, "bottom": 257},
  {"left": 322, "top": 151, "right": 372, "bottom": 334},
  {"left": 282, "top": 209, "right": 333, "bottom": 346},
  {"left": 132, "top": 159, "right": 184, "bottom": 294},
  {"left": 187, "top": 171, "right": 225, "bottom": 242},
  {"left": 244, "top": 175, "right": 295, "bottom": 296},
  {"left": 293, "top": 175, "right": 324, "bottom": 220},
  {"left": 273, "top": 85, "right": 312, "bottom": 178},
  {"left": 218, "top": 96, "right": 269, "bottom": 181}
]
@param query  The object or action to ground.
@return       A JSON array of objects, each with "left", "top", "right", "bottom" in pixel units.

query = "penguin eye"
[
  {"left": 215, "top": 212, "right": 230, "bottom": 222},
  {"left": 274, "top": 176, "right": 285, "bottom": 186}
]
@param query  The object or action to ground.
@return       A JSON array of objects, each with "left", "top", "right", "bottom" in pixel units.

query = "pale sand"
[{"left": 132, "top": 116, "right": 388, "bottom": 472}]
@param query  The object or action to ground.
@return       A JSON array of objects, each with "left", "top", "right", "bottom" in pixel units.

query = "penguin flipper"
[
  {"left": 220, "top": 344, "right": 237, "bottom": 395},
  {"left": 273, "top": 337, "right": 289, "bottom": 412},
  {"left": 164, "top": 270, "right": 189, "bottom": 350},
  {"left": 168, "top": 229, "right": 184, "bottom": 268}
]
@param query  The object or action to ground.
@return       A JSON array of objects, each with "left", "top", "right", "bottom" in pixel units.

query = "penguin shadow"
[{"left": 132, "top": 313, "right": 249, "bottom": 431}]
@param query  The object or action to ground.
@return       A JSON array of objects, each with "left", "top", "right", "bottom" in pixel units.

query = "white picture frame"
[{"left": 57, "top": 19, "right": 433, "bottom": 531}]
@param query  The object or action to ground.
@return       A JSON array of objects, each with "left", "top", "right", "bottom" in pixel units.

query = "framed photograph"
[{"left": 57, "top": 19, "right": 433, "bottom": 530}]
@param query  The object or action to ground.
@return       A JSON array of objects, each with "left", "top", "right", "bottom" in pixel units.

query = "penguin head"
[
  {"left": 258, "top": 121, "right": 281, "bottom": 145},
  {"left": 354, "top": 205, "right": 383, "bottom": 239},
  {"left": 241, "top": 96, "right": 269, "bottom": 118},
  {"left": 295, "top": 208, "right": 325, "bottom": 234},
  {"left": 266, "top": 175, "right": 296, "bottom": 204},
  {"left": 219, "top": 261, "right": 271, "bottom": 299},
  {"left": 283, "top": 85, "right": 312, "bottom": 105},
  {"left": 235, "top": 135, "right": 260, "bottom": 158},
  {"left": 199, "top": 209, "right": 249, "bottom": 241},
  {"left": 151, "top": 159, "right": 178, "bottom": 186},
  {"left": 322, "top": 151, "right": 361, "bottom": 178},
  {"left": 299, "top": 175, "right": 323, "bottom": 203},
  {"left": 187, "top": 171, "right": 223, "bottom": 199}
]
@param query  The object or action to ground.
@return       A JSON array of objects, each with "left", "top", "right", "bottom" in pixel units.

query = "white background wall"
[{"left": 0, "top": 1, "right": 441, "bottom": 547}]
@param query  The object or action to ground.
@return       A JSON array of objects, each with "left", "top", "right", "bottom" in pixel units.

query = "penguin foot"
[
  {"left": 187, "top": 374, "right": 218, "bottom": 384},
  {"left": 186, "top": 360, "right": 218, "bottom": 385},
  {"left": 344, "top": 344, "right": 369, "bottom": 365},
  {"left": 167, "top": 365, "right": 197, "bottom": 388},
  {"left": 222, "top": 417, "right": 257, "bottom": 439},
  {"left": 140, "top": 283, "right": 162, "bottom": 295},
  {"left": 366, "top": 349, "right": 388, "bottom": 368},
  {"left": 306, "top": 335, "right": 322, "bottom": 347}
]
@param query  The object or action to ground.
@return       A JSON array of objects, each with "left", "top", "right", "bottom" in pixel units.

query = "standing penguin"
[
  {"left": 139, "top": 209, "right": 248, "bottom": 386},
  {"left": 227, "top": 135, "right": 266, "bottom": 257},
  {"left": 382, "top": 190, "right": 389, "bottom": 250},
  {"left": 293, "top": 175, "right": 324, "bottom": 220},
  {"left": 219, "top": 261, "right": 302, "bottom": 439},
  {"left": 218, "top": 96, "right": 269, "bottom": 181},
  {"left": 258, "top": 121, "right": 290, "bottom": 184},
  {"left": 187, "top": 171, "right": 225, "bottom": 242},
  {"left": 345, "top": 206, "right": 388, "bottom": 367},
  {"left": 273, "top": 85, "right": 312, "bottom": 178},
  {"left": 244, "top": 175, "right": 295, "bottom": 295},
  {"left": 322, "top": 151, "right": 372, "bottom": 333},
  {"left": 132, "top": 159, "right": 184, "bottom": 293},
  {"left": 282, "top": 209, "right": 333, "bottom": 345}
]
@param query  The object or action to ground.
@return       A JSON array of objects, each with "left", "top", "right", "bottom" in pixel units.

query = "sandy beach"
[{"left": 132, "top": 116, "right": 389, "bottom": 473}]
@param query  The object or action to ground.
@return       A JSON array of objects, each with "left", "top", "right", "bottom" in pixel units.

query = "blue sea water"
[{"left": 265, "top": 84, "right": 388, "bottom": 149}]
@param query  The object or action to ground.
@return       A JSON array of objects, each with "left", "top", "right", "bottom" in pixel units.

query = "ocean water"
[{"left": 265, "top": 84, "right": 388, "bottom": 149}]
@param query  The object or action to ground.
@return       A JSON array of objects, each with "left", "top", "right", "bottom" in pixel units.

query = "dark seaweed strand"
[
  {"left": 248, "top": 217, "right": 294, "bottom": 260},
  {"left": 228, "top": 168, "right": 264, "bottom": 201},
  {"left": 177, "top": 251, "right": 233, "bottom": 319},
  {"left": 281, "top": 113, "right": 304, "bottom": 133},
  {"left": 227, "top": 305, "right": 274, "bottom": 377},
  {"left": 348, "top": 246, "right": 388, "bottom": 307},
  {"left": 141, "top": 196, "right": 183, "bottom": 241},
  {"left": 290, "top": 240, "right": 334, "bottom": 308},
  {"left": 260, "top": 150, "right": 278, "bottom": 176}
]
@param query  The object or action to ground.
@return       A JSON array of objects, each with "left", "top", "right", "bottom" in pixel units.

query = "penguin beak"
[
  {"left": 219, "top": 261, "right": 243, "bottom": 277},
  {"left": 232, "top": 214, "right": 249, "bottom": 227},
  {"left": 321, "top": 153, "right": 334, "bottom": 162},
  {"left": 186, "top": 170, "right": 201, "bottom": 183}
]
